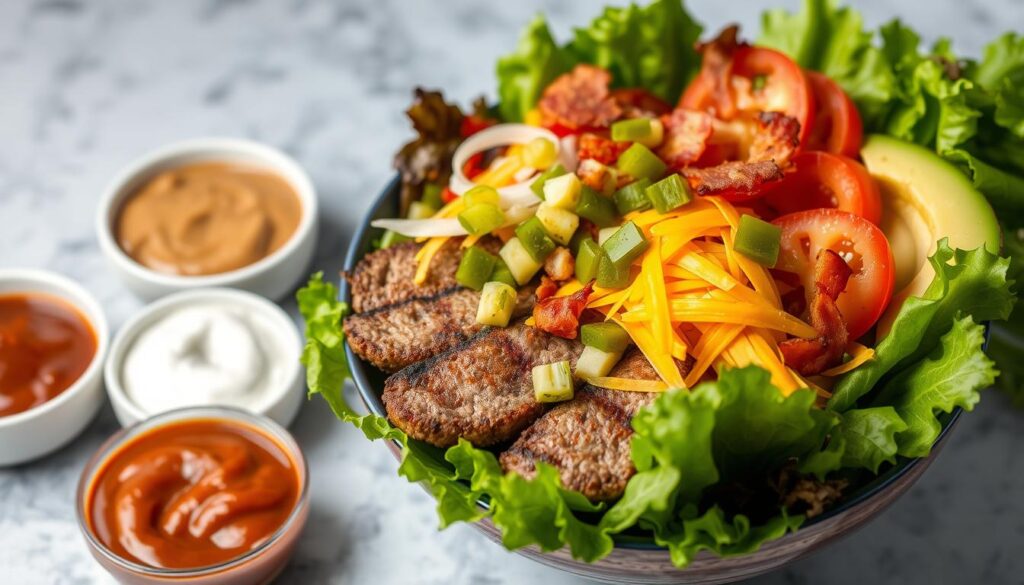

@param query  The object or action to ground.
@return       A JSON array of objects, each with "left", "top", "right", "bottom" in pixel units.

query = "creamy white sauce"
[{"left": 122, "top": 303, "right": 286, "bottom": 414}]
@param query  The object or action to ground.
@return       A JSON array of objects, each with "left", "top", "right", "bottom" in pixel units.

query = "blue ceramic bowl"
[{"left": 340, "top": 176, "right": 961, "bottom": 585}]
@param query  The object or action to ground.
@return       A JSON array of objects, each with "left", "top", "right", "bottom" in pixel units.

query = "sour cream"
[{"left": 121, "top": 303, "right": 287, "bottom": 414}]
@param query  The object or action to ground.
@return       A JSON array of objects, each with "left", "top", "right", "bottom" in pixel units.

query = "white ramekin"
[
  {"left": 0, "top": 269, "right": 110, "bottom": 466},
  {"left": 95, "top": 138, "right": 319, "bottom": 301},
  {"left": 104, "top": 288, "right": 305, "bottom": 428}
]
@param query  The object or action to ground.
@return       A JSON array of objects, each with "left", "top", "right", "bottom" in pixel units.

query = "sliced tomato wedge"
[
  {"left": 758, "top": 152, "right": 882, "bottom": 223},
  {"left": 681, "top": 45, "right": 815, "bottom": 148},
  {"left": 805, "top": 71, "right": 862, "bottom": 157},
  {"left": 773, "top": 209, "right": 894, "bottom": 340}
]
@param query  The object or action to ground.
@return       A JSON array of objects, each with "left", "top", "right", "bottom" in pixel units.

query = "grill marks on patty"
[
  {"left": 344, "top": 286, "right": 536, "bottom": 372},
  {"left": 383, "top": 322, "right": 582, "bottom": 447},
  {"left": 345, "top": 238, "right": 501, "bottom": 313},
  {"left": 499, "top": 351, "right": 675, "bottom": 501},
  {"left": 346, "top": 239, "right": 682, "bottom": 502}
]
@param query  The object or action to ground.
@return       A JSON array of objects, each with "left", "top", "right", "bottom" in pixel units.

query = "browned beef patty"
[
  {"left": 383, "top": 321, "right": 582, "bottom": 447},
  {"left": 346, "top": 239, "right": 500, "bottom": 313},
  {"left": 499, "top": 351, "right": 680, "bottom": 501},
  {"left": 344, "top": 286, "right": 536, "bottom": 372}
]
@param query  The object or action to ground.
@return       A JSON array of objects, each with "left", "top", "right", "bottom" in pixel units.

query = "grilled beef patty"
[
  {"left": 344, "top": 286, "right": 536, "bottom": 372},
  {"left": 499, "top": 351, "right": 680, "bottom": 501},
  {"left": 346, "top": 239, "right": 500, "bottom": 313},
  {"left": 382, "top": 321, "right": 582, "bottom": 447}
]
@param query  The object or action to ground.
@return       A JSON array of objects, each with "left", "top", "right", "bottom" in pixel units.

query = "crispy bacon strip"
[
  {"left": 611, "top": 88, "right": 672, "bottom": 119},
  {"left": 577, "top": 133, "right": 632, "bottom": 165},
  {"left": 779, "top": 250, "right": 853, "bottom": 375},
  {"left": 536, "top": 275, "right": 560, "bottom": 302},
  {"left": 533, "top": 282, "right": 595, "bottom": 339},
  {"left": 749, "top": 111, "right": 801, "bottom": 167},
  {"left": 658, "top": 108, "right": 714, "bottom": 168},
  {"left": 680, "top": 160, "right": 783, "bottom": 195},
  {"left": 692, "top": 25, "right": 742, "bottom": 118},
  {"left": 539, "top": 65, "right": 622, "bottom": 131}
]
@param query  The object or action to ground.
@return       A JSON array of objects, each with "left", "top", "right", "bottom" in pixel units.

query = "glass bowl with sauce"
[
  {"left": 0, "top": 269, "right": 109, "bottom": 466},
  {"left": 96, "top": 138, "right": 319, "bottom": 301},
  {"left": 76, "top": 406, "right": 309, "bottom": 585}
]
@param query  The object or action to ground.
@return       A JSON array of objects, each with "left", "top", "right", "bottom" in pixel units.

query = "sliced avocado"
[{"left": 861, "top": 134, "right": 1001, "bottom": 333}]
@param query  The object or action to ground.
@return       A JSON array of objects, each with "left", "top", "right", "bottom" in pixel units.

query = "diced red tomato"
[
  {"left": 758, "top": 152, "right": 882, "bottom": 224},
  {"left": 773, "top": 209, "right": 894, "bottom": 340},
  {"left": 805, "top": 71, "right": 863, "bottom": 158}
]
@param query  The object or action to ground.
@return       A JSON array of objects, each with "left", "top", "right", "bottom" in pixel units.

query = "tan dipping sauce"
[{"left": 116, "top": 162, "right": 302, "bottom": 276}]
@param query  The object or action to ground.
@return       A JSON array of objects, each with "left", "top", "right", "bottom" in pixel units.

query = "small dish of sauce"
[
  {"left": 0, "top": 293, "right": 97, "bottom": 418},
  {"left": 78, "top": 407, "right": 308, "bottom": 583},
  {"left": 116, "top": 162, "right": 303, "bottom": 277}
]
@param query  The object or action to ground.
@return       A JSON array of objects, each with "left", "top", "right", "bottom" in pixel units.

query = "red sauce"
[
  {"left": 0, "top": 293, "right": 97, "bottom": 417},
  {"left": 86, "top": 419, "right": 301, "bottom": 570}
]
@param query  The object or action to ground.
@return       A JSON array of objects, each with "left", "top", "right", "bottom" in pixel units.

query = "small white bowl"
[
  {"left": 0, "top": 269, "right": 109, "bottom": 466},
  {"left": 96, "top": 138, "right": 319, "bottom": 301},
  {"left": 104, "top": 288, "right": 304, "bottom": 428}
]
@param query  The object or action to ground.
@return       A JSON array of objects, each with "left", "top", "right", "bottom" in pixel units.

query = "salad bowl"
[{"left": 340, "top": 177, "right": 961, "bottom": 585}]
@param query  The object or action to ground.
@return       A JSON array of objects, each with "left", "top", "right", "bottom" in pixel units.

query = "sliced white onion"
[
  {"left": 449, "top": 124, "right": 562, "bottom": 206},
  {"left": 371, "top": 204, "right": 539, "bottom": 239},
  {"left": 370, "top": 217, "right": 466, "bottom": 237}
]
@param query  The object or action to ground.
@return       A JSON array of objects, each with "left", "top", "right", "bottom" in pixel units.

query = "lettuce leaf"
[
  {"left": 875, "top": 316, "right": 997, "bottom": 457},
  {"left": 495, "top": 16, "right": 575, "bottom": 123},
  {"left": 836, "top": 407, "right": 907, "bottom": 473},
  {"left": 829, "top": 241, "right": 1014, "bottom": 412},
  {"left": 758, "top": 0, "right": 898, "bottom": 127},
  {"left": 568, "top": 0, "right": 703, "bottom": 103}
]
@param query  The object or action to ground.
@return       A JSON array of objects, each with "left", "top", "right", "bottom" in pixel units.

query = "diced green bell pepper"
[
  {"left": 596, "top": 251, "right": 631, "bottom": 289},
  {"left": 575, "top": 238, "right": 602, "bottom": 283},
  {"left": 488, "top": 257, "right": 518, "bottom": 288},
  {"left": 610, "top": 118, "right": 654, "bottom": 142},
  {"left": 514, "top": 216, "right": 556, "bottom": 262},
  {"left": 421, "top": 182, "right": 444, "bottom": 209},
  {"left": 616, "top": 143, "right": 666, "bottom": 181},
  {"left": 601, "top": 221, "right": 648, "bottom": 266},
  {"left": 574, "top": 186, "right": 619, "bottom": 228},
  {"left": 456, "top": 246, "right": 498, "bottom": 291},
  {"left": 463, "top": 185, "right": 501, "bottom": 207},
  {"left": 613, "top": 178, "right": 653, "bottom": 215},
  {"left": 458, "top": 203, "right": 506, "bottom": 235},
  {"left": 581, "top": 321, "right": 632, "bottom": 353},
  {"left": 645, "top": 174, "right": 692, "bottom": 214},
  {"left": 734, "top": 214, "right": 782, "bottom": 267},
  {"left": 379, "top": 229, "right": 412, "bottom": 249}
]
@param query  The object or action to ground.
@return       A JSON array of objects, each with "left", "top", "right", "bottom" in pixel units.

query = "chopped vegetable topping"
[
  {"left": 532, "top": 360, "right": 575, "bottom": 403},
  {"left": 535, "top": 203, "right": 580, "bottom": 245},
  {"left": 574, "top": 346, "right": 623, "bottom": 380},
  {"left": 574, "top": 185, "right": 619, "bottom": 228},
  {"left": 575, "top": 238, "right": 602, "bottom": 283},
  {"left": 616, "top": 143, "right": 667, "bottom": 181},
  {"left": 522, "top": 137, "right": 558, "bottom": 169},
  {"left": 456, "top": 246, "right": 498, "bottom": 291},
  {"left": 613, "top": 179, "right": 653, "bottom": 215},
  {"left": 581, "top": 321, "right": 632, "bottom": 354},
  {"left": 457, "top": 203, "right": 506, "bottom": 235},
  {"left": 498, "top": 237, "right": 543, "bottom": 285},
  {"left": 734, "top": 214, "right": 782, "bottom": 267},
  {"left": 542, "top": 173, "right": 583, "bottom": 209},
  {"left": 515, "top": 216, "right": 557, "bottom": 262},
  {"left": 476, "top": 281, "right": 517, "bottom": 327},
  {"left": 645, "top": 174, "right": 693, "bottom": 214},
  {"left": 530, "top": 163, "right": 567, "bottom": 199}
]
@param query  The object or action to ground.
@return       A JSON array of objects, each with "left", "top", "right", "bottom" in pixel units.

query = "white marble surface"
[{"left": 1, "top": 1, "right": 1023, "bottom": 583}]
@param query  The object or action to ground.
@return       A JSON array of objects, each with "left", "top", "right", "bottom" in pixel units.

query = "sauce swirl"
[
  {"left": 115, "top": 162, "right": 302, "bottom": 276},
  {"left": 0, "top": 293, "right": 97, "bottom": 417},
  {"left": 86, "top": 419, "right": 300, "bottom": 570}
]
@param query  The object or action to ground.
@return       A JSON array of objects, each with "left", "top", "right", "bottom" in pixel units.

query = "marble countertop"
[{"left": 1, "top": 0, "right": 1022, "bottom": 583}]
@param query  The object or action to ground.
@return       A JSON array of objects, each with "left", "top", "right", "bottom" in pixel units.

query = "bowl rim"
[
  {"left": 103, "top": 287, "right": 304, "bottom": 425},
  {"left": 0, "top": 268, "right": 110, "bottom": 429},
  {"left": 94, "top": 137, "right": 319, "bottom": 289},
  {"left": 74, "top": 405, "right": 310, "bottom": 577},
  {"left": 341, "top": 175, "right": 963, "bottom": 549}
]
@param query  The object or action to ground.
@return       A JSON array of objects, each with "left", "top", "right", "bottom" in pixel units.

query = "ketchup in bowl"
[
  {"left": 0, "top": 293, "right": 97, "bottom": 418},
  {"left": 83, "top": 415, "right": 304, "bottom": 573}
]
